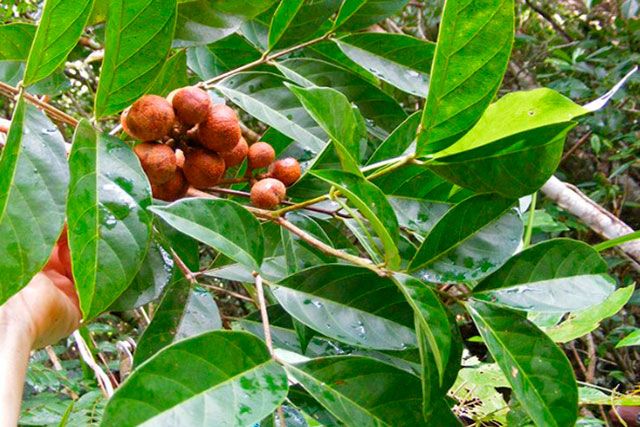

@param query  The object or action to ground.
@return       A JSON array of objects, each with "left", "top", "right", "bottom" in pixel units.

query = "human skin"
[{"left": 0, "top": 235, "right": 80, "bottom": 426}]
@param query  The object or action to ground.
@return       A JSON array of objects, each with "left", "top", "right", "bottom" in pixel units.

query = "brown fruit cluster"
[{"left": 121, "top": 87, "right": 301, "bottom": 208}]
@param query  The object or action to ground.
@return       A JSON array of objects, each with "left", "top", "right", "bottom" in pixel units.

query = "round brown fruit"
[
  {"left": 220, "top": 137, "right": 248, "bottom": 168},
  {"left": 269, "top": 158, "right": 301, "bottom": 186},
  {"left": 123, "top": 95, "right": 175, "bottom": 141},
  {"left": 247, "top": 142, "right": 275, "bottom": 170},
  {"left": 250, "top": 178, "right": 286, "bottom": 209},
  {"left": 172, "top": 86, "right": 211, "bottom": 126},
  {"left": 134, "top": 142, "right": 177, "bottom": 185},
  {"left": 183, "top": 148, "right": 226, "bottom": 189},
  {"left": 151, "top": 169, "right": 189, "bottom": 202},
  {"left": 197, "top": 104, "right": 241, "bottom": 152}
]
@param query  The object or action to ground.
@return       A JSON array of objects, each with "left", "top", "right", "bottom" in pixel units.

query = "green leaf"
[
  {"left": 417, "top": 0, "right": 515, "bottom": 155},
  {"left": 409, "top": 194, "right": 517, "bottom": 273},
  {"left": 0, "top": 98, "right": 68, "bottom": 304},
  {"left": 134, "top": 271, "right": 222, "bottom": 366},
  {"left": 312, "top": 169, "right": 400, "bottom": 268},
  {"left": 186, "top": 33, "right": 262, "bottom": 80},
  {"left": 467, "top": 300, "right": 578, "bottom": 427},
  {"left": 23, "top": 0, "right": 94, "bottom": 86},
  {"left": 94, "top": 0, "right": 177, "bottom": 117},
  {"left": 336, "top": 33, "right": 435, "bottom": 97},
  {"left": 150, "top": 198, "right": 264, "bottom": 270},
  {"left": 272, "top": 265, "right": 416, "bottom": 350},
  {"left": 474, "top": 239, "right": 615, "bottom": 312},
  {"left": 286, "top": 356, "right": 426, "bottom": 426},
  {"left": 268, "top": 0, "right": 340, "bottom": 49},
  {"left": 617, "top": 329, "right": 640, "bottom": 348},
  {"left": 109, "top": 240, "right": 174, "bottom": 312},
  {"left": 146, "top": 50, "right": 189, "bottom": 97},
  {"left": 367, "top": 111, "right": 421, "bottom": 165},
  {"left": 174, "top": 0, "right": 277, "bottom": 47},
  {"left": 0, "top": 60, "right": 71, "bottom": 96},
  {"left": 281, "top": 212, "right": 336, "bottom": 273},
  {"left": 67, "top": 120, "right": 152, "bottom": 320},
  {"left": 393, "top": 274, "right": 459, "bottom": 419},
  {"left": 289, "top": 84, "right": 366, "bottom": 175},
  {"left": 333, "top": 0, "right": 410, "bottom": 31},
  {"left": 275, "top": 58, "right": 407, "bottom": 140},
  {"left": 0, "top": 23, "right": 36, "bottom": 60},
  {"left": 218, "top": 72, "right": 327, "bottom": 152},
  {"left": 545, "top": 285, "right": 635, "bottom": 343},
  {"left": 102, "top": 331, "right": 288, "bottom": 426}
]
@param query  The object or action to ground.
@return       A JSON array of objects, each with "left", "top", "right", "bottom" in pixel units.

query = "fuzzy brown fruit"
[
  {"left": 197, "top": 104, "right": 241, "bottom": 152},
  {"left": 172, "top": 86, "right": 212, "bottom": 126},
  {"left": 247, "top": 142, "right": 275, "bottom": 170},
  {"left": 250, "top": 178, "right": 286, "bottom": 209},
  {"left": 183, "top": 148, "right": 226, "bottom": 189},
  {"left": 220, "top": 137, "right": 248, "bottom": 168},
  {"left": 123, "top": 95, "right": 175, "bottom": 141},
  {"left": 134, "top": 142, "right": 177, "bottom": 185},
  {"left": 151, "top": 169, "right": 189, "bottom": 202},
  {"left": 269, "top": 158, "right": 302, "bottom": 186}
]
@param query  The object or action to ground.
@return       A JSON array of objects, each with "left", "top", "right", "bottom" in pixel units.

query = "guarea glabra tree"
[{"left": 0, "top": 0, "right": 637, "bottom": 426}]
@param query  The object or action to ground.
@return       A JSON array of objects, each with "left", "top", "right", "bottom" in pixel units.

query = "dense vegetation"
[{"left": 0, "top": 0, "right": 639, "bottom": 426}]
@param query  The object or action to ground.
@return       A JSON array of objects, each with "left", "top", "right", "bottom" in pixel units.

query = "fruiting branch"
[{"left": 0, "top": 81, "right": 78, "bottom": 127}]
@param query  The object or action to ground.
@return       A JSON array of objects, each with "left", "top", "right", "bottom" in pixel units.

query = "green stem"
[
  {"left": 365, "top": 154, "right": 415, "bottom": 181},
  {"left": 523, "top": 192, "right": 537, "bottom": 248},
  {"left": 272, "top": 194, "right": 329, "bottom": 216},
  {"left": 593, "top": 230, "right": 640, "bottom": 252}
]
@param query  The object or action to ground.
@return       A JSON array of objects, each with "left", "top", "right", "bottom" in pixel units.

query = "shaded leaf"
[
  {"left": 174, "top": 0, "right": 277, "bottom": 47},
  {"left": 337, "top": 33, "right": 435, "bottom": 96},
  {"left": 0, "top": 23, "right": 36, "bottom": 60},
  {"left": 67, "top": 120, "right": 152, "bottom": 319},
  {"left": 334, "top": 0, "right": 410, "bottom": 31},
  {"left": 272, "top": 264, "right": 416, "bottom": 350},
  {"left": 186, "top": 33, "right": 262, "bottom": 80},
  {"left": 150, "top": 198, "right": 264, "bottom": 270},
  {"left": 417, "top": 0, "right": 515, "bottom": 155},
  {"left": 94, "top": 0, "right": 177, "bottom": 117},
  {"left": 268, "top": 0, "right": 340, "bottom": 49},
  {"left": 23, "top": 0, "right": 94, "bottom": 86},
  {"left": 312, "top": 169, "right": 400, "bottom": 268},
  {"left": 134, "top": 271, "right": 222, "bottom": 366},
  {"left": 103, "top": 331, "right": 288, "bottom": 426},
  {"left": 367, "top": 111, "right": 421, "bottom": 165},
  {"left": 146, "top": 50, "right": 189, "bottom": 97},
  {"left": 0, "top": 99, "right": 68, "bottom": 304},
  {"left": 467, "top": 300, "right": 578, "bottom": 427},
  {"left": 286, "top": 356, "right": 426, "bottom": 426}
]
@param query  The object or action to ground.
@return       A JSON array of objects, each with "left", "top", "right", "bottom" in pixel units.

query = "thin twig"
[
  {"left": 72, "top": 331, "right": 114, "bottom": 398},
  {"left": 253, "top": 273, "right": 275, "bottom": 356},
  {"left": 524, "top": 0, "right": 574, "bottom": 42},
  {"left": 199, "top": 283, "right": 257, "bottom": 304},
  {"left": 0, "top": 82, "right": 78, "bottom": 127},
  {"left": 561, "top": 131, "right": 593, "bottom": 163},
  {"left": 202, "top": 33, "right": 333, "bottom": 88}
]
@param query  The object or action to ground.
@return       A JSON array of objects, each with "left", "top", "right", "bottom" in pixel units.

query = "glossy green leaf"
[
  {"left": 0, "top": 60, "right": 70, "bottom": 96},
  {"left": 23, "top": 0, "right": 94, "bottom": 86},
  {"left": 617, "top": 329, "right": 640, "bottom": 348},
  {"left": 409, "top": 194, "right": 517, "bottom": 273},
  {"left": 187, "top": 34, "right": 262, "bottom": 80},
  {"left": 367, "top": 111, "right": 421, "bottom": 165},
  {"left": 268, "top": 0, "right": 340, "bottom": 49},
  {"left": 103, "top": 331, "right": 288, "bottom": 426},
  {"left": 134, "top": 271, "right": 222, "bottom": 366},
  {"left": 281, "top": 212, "right": 336, "bottom": 273},
  {"left": 150, "top": 198, "right": 264, "bottom": 270},
  {"left": 467, "top": 300, "right": 578, "bottom": 427},
  {"left": 174, "top": 0, "right": 277, "bottom": 47},
  {"left": 0, "top": 23, "right": 36, "bottom": 60},
  {"left": 0, "top": 99, "right": 68, "bottom": 304},
  {"left": 417, "top": 0, "right": 515, "bottom": 155},
  {"left": 218, "top": 72, "right": 327, "bottom": 152},
  {"left": 272, "top": 265, "right": 416, "bottom": 350},
  {"left": 289, "top": 84, "right": 366, "bottom": 175},
  {"left": 334, "top": 0, "right": 410, "bottom": 31},
  {"left": 286, "top": 356, "right": 426, "bottom": 426},
  {"left": 67, "top": 120, "right": 152, "bottom": 320},
  {"left": 474, "top": 239, "right": 614, "bottom": 312},
  {"left": 275, "top": 58, "right": 407, "bottom": 140},
  {"left": 545, "top": 285, "right": 635, "bottom": 343},
  {"left": 146, "top": 50, "right": 189, "bottom": 97},
  {"left": 109, "top": 241, "right": 174, "bottom": 312},
  {"left": 94, "top": 0, "right": 177, "bottom": 117},
  {"left": 312, "top": 169, "right": 400, "bottom": 268},
  {"left": 337, "top": 33, "right": 435, "bottom": 96}
]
